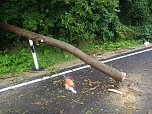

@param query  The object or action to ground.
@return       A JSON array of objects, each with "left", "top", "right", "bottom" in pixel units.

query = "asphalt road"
[{"left": 0, "top": 48, "right": 152, "bottom": 114}]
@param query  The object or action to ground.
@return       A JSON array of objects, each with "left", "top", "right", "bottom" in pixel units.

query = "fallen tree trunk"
[{"left": 0, "top": 23, "right": 126, "bottom": 82}]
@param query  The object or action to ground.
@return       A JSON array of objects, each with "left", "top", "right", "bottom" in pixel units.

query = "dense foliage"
[
  {"left": 0, "top": 0, "right": 152, "bottom": 45},
  {"left": 120, "top": 0, "right": 150, "bottom": 25},
  {"left": 0, "top": 0, "right": 122, "bottom": 45},
  {"left": 119, "top": 0, "right": 152, "bottom": 41}
]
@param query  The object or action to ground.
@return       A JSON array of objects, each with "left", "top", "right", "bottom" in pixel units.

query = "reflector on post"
[{"left": 29, "top": 39, "right": 39, "bottom": 70}]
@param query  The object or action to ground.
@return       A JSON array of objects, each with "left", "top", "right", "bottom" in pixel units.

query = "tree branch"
[{"left": 0, "top": 22, "right": 126, "bottom": 82}]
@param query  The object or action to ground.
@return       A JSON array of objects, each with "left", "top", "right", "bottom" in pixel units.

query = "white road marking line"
[
  {"left": 102, "top": 48, "right": 152, "bottom": 63},
  {"left": 0, "top": 48, "right": 152, "bottom": 93}
]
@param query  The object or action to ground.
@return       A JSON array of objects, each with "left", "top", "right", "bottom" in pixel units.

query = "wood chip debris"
[
  {"left": 89, "top": 84, "right": 99, "bottom": 91},
  {"left": 107, "top": 89, "right": 123, "bottom": 95},
  {"left": 88, "top": 79, "right": 93, "bottom": 87}
]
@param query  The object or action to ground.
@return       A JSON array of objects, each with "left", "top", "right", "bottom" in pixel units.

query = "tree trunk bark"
[{"left": 0, "top": 23, "right": 126, "bottom": 82}]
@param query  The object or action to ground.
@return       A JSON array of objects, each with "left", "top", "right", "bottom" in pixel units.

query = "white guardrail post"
[{"left": 29, "top": 39, "right": 39, "bottom": 70}]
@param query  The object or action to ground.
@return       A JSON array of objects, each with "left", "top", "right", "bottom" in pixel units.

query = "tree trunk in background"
[{"left": 0, "top": 23, "right": 126, "bottom": 82}]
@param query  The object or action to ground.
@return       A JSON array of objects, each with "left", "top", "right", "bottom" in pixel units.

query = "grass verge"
[{"left": 0, "top": 39, "right": 141, "bottom": 77}]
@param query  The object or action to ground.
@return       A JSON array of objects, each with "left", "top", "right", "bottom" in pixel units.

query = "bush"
[
  {"left": 119, "top": 0, "right": 152, "bottom": 41},
  {"left": 0, "top": 0, "right": 122, "bottom": 45},
  {"left": 136, "top": 24, "right": 152, "bottom": 42},
  {"left": 119, "top": 0, "right": 150, "bottom": 25},
  {"left": 149, "top": 0, "right": 152, "bottom": 14}
]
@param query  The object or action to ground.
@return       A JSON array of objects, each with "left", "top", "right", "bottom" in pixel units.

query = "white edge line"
[
  {"left": 102, "top": 48, "right": 152, "bottom": 63},
  {"left": 0, "top": 48, "right": 152, "bottom": 93}
]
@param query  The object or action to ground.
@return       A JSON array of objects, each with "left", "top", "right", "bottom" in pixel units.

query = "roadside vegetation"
[
  {"left": 0, "top": 39, "right": 140, "bottom": 76},
  {"left": 0, "top": 0, "right": 151, "bottom": 76}
]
